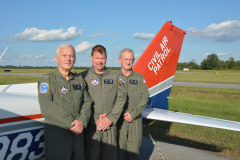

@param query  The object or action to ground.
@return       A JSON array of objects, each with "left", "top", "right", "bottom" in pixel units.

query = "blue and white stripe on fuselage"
[{"left": 147, "top": 76, "right": 174, "bottom": 110}]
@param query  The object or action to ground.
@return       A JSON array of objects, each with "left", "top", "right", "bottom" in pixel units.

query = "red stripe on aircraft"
[{"left": 0, "top": 114, "right": 44, "bottom": 124}]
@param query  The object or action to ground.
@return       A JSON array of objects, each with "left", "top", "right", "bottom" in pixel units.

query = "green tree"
[
  {"left": 201, "top": 54, "right": 219, "bottom": 70},
  {"left": 235, "top": 60, "right": 240, "bottom": 70},
  {"left": 225, "top": 57, "right": 236, "bottom": 69},
  {"left": 189, "top": 61, "right": 199, "bottom": 70}
]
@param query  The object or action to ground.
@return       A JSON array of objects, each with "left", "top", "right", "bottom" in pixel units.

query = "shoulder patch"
[{"left": 40, "top": 83, "right": 49, "bottom": 93}]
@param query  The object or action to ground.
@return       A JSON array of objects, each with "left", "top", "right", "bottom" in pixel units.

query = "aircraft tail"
[{"left": 133, "top": 21, "right": 186, "bottom": 110}]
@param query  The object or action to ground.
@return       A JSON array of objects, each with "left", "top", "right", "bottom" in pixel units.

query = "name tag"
[
  {"left": 72, "top": 84, "right": 82, "bottom": 90},
  {"left": 104, "top": 79, "right": 113, "bottom": 84},
  {"left": 129, "top": 80, "right": 138, "bottom": 84}
]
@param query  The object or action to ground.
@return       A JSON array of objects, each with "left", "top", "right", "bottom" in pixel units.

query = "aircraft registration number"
[{"left": 0, "top": 127, "right": 44, "bottom": 160}]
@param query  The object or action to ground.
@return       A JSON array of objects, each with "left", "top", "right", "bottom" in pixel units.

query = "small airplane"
[{"left": 0, "top": 21, "right": 240, "bottom": 160}]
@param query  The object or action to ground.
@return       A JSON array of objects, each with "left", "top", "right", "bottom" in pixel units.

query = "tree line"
[
  {"left": 1, "top": 54, "right": 239, "bottom": 70},
  {"left": 177, "top": 54, "right": 240, "bottom": 70}
]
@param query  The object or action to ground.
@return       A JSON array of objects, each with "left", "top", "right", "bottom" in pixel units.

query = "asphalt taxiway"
[{"left": 140, "top": 136, "right": 237, "bottom": 160}]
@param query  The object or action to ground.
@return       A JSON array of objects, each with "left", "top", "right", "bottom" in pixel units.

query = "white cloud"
[
  {"left": 90, "top": 33, "right": 105, "bottom": 38},
  {"left": 80, "top": 62, "right": 87, "bottom": 66},
  {"left": 217, "top": 52, "right": 230, "bottom": 57},
  {"left": 35, "top": 55, "right": 45, "bottom": 59},
  {"left": 188, "top": 20, "right": 240, "bottom": 42},
  {"left": 132, "top": 33, "right": 155, "bottom": 39},
  {"left": 203, "top": 53, "right": 210, "bottom": 57},
  {"left": 11, "top": 26, "right": 83, "bottom": 41},
  {"left": 20, "top": 55, "right": 32, "bottom": 58},
  {"left": 51, "top": 58, "right": 56, "bottom": 62},
  {"left": 203, "top": 52, "right": 230, "bottom": 58},
  {"left": 75, "top": 41, "right": 95, "bottom": 53},
  {"left": 44, "top": 58, "right": 56, "bottom": 62}
]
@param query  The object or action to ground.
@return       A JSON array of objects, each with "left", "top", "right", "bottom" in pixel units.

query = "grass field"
[
  {"left": 143, "top": 86, "right": 240, "bottom": 159},
  {"left": 0, "top": 75, "right": 41, "bottom": 85},
  {"left": 174, "top": 70, "right": 240, "bottom": 84},
  {"left": 1, "top": 69, "right": 240, "bottom": 159}
]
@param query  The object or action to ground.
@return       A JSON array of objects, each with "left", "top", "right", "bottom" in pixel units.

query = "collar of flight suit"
[
  {"left": 89, "top": 66, "right": 110, "bottom": 76},
  {"left": 55, "top": 68, "right": 75, "bottom": 81},
  {"left": 119, "top": 69, "right": 134, "bottom": 77}
]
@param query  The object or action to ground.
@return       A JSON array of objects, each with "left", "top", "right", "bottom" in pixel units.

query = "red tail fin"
[{"left": 133, "top": 21, "right": 186, "bottom": 110}]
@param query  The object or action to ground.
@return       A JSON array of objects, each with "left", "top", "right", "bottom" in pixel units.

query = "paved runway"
[
  {"left": 173, "top": 82, "right": 240, "bottom": 90},
  {"left": 140, "top": 136, "right": 237, "bottom": 160}
]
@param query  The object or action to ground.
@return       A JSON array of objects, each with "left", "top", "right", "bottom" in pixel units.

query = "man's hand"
[
  {"left": 96, "top": 113, "right": 112, "bottom": 131},
  {"left": 70, "top": 120, "right": 84, "bottom": 135},
  {"left": 124, "top": 111, "right": 135, "bottom": 123}
]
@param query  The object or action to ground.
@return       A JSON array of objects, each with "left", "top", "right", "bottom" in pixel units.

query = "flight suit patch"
[
  {"left": 143, "top": 79, "right": 146, "bottom": 83},
  {"left": 129, "top": 80, "right": 138, "bottom": 84},
  {"left": 72, "top": 84, "right": 82, "bottom": 90},
  {"left": 92, "top": 79, "right": 98, "bottom": 85},
  {"left": 40, "top": 83, "right": 49, "bottom": 93},
  {"left": 61, "top": 86, "right": 68, "bottom": 94},
  {"left": 104, "top": 79, "right": 113, "bottom": 84}
]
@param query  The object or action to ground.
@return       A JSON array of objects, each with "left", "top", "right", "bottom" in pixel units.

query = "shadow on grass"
[{"left": 142, "top": 120, "right": 224, "bottom": 153}]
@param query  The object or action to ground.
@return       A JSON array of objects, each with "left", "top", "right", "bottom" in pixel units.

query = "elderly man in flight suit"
[
  {"left": 81, "top": 45, "right": 127, "bottom": 160},
  {"left": 117, "top": 48, "right": 149, "bottom": 160},
  {"left": 38, "top": 44, "right": 92, "bottom": 160}
]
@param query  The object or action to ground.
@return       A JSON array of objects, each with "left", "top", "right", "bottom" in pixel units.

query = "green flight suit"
[
  {"left": 81, "top": 67, "right": 127, "bottom": 160},
  {"left": 38, "top": 68, "right": 92, "bottom": 160},
  {"left": 118, "top": 70, "right": 149, "bottom": 160}
]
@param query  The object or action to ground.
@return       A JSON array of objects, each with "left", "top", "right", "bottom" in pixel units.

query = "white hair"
[
  {"left": 56, "top": 44, "right": 75, "bottom": 55},
  {"left": 119, "top": 48, "right": 135, "bottom": 59}
]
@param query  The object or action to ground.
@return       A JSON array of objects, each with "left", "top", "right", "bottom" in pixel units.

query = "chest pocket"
[
  {"left": 71, "top": 84, "right": 84, "bottom": 105},
  {"left": 71, "top": 84, "right": 83, "bottom": 96},
  {"left": 128, "top": 79, "right": 141, "bottom": 105},
  {"left": 103, "top": 79, "right": 116, "bottom": 95},
  {"left": 128, "top": 79, "right": 140, "bottom": 93},
  {"left": 129, "top": 80, "right": 138, "bottom": 85},
  {"left": 72, "top": 84, "right": 82, "bottom": 90}
]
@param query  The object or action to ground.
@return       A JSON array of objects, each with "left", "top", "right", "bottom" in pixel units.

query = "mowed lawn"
[
  {"left": 1, "top": 69, "right": 240, "bottom": 159},
  {"left": 159, "top": 86, "right": 239, "bottom": 159},
  {"left": 174, "top": 70, "right": 240, "bottom": 84}
]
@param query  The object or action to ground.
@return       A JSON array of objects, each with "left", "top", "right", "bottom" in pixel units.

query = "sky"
[{"left": 0, "top": 0, "right": 240, "bottom": 67}]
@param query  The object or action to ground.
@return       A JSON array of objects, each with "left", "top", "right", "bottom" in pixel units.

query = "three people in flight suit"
[
  {"left": 117, "top": 48, "right": 149, "bottom": 160},
  {"left": 38, "top": 44, "right": 149, "bottom": 160},
  {"left": 81, "top": 45, "right": 127, "bottom": 160},
  {"left": 38, "top": 44, "right": 92, "bottom": 160}
]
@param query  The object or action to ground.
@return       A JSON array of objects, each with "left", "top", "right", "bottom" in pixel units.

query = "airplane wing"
[{"left": 142, "top": 108, "right": 240, "bottom": 132}]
